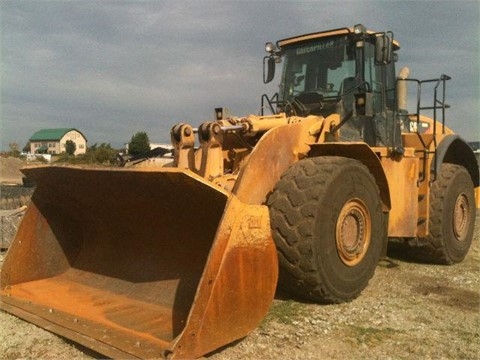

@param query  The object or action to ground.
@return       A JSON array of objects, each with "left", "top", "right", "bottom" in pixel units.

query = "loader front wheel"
[
  {"left": 268, "top": 157, "right": 385, "bottom": 303},
  {"left": 418, "top": 163, "right": 475, "bottom": 264}
]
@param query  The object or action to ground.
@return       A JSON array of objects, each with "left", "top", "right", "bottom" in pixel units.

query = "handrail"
[
  {"left": 260, "top": 92, "right": 279, "bottom": 115},
  {"left": 395, "top": 74, "right": 450, "bottom": 182}
]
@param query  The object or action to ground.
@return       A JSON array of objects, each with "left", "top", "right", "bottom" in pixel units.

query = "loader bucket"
[{"left": 0, "top": 166, "right": 278, "bottom": 359}]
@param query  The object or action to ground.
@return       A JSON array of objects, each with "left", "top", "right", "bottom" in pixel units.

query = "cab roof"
[{"left": 277, "top": 26, "right": 400, "bottom": 50}]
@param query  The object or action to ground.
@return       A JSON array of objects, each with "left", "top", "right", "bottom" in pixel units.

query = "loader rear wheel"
[
  {"left": 418, "top": 163, "right": 475, "bottom": 264},
  {"left": 268, "top": 157, "right": 385, "bottom": 303}
]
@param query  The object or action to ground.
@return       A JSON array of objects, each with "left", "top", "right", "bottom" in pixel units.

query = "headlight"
[
  {"left": 265, "top": 42, "right": 276, "bottom": 53},
  {"left": 353, "top": 24, "right": 366, "bottom": 34}
]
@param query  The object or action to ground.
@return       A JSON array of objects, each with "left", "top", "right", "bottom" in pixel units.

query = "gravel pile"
[
  {"left": 0, "top": 157, "right": 34, "bottom": 211},
  {"left": 0, "top": 185, "right": 34, "bottom": 211},
  {"left": 0, "top": 207, "right": 27, "bottom": 249},
  {"left": 0, "top": 157, "right": 24, "bottom": 185}
]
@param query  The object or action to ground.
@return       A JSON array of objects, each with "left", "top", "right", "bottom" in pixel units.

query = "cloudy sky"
[{"left": 1, "top": 0, "right": 479, "bottom": 150}]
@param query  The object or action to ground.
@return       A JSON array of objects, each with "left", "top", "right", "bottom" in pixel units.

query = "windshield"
[{"left": 279, "top": 36, "right": 355, "bottom": 104}]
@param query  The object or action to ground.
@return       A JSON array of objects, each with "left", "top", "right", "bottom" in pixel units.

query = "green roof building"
[{"left": 29, "top": 128, "right": 87, "bottom": 155}]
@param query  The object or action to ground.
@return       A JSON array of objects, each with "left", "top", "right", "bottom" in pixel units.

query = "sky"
[{"left": 1, "top": 0, "right": 479, "bottom": 150}]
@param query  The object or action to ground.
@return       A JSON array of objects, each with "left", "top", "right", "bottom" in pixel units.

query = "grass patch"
[
  {"left": 261, "top": 300, "right": 307, "bottom": 328},
  {"left": 349, "top": 325, "right": 400, "bottom": 346}
]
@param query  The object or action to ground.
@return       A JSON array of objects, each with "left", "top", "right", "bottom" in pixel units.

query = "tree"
[
  {"left": 8, "top": 142, "right": 20, "bottom": 157},
  {"left": 90, "top": 143, "right": 117, "bottom": 163},
  {"left": 128, "top": 131, "right": 150, "bottom": 156},
  {"left": 65, "top": 140, "right": 76, "bottom": 155}
]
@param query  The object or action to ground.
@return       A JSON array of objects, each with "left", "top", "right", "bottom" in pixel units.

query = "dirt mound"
[{"left": 0, "top": 157, "right": 25, "bottom": 184}]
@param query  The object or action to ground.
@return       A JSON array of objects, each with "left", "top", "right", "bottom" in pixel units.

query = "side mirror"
[
  {"left": 263, "top": 56, "right": 275, "bottom": 84},
  {"left": 375, "top": 33, "right": 393, "bottom": 64}
]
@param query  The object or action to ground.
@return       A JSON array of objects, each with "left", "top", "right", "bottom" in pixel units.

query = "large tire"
[
  {"left": 418, "top": 163, "right": 475, "bottom": 264},
  {"left": 268, "top": 156, "right": 385, "bottom": 303}
]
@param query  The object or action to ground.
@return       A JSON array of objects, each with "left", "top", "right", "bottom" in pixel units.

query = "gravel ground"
[
  {"left": 0, "top": 213, "right": 478, "bottom": 359},
  {"left": 0, "top": 157, "right": 478, "bottom": 359}
]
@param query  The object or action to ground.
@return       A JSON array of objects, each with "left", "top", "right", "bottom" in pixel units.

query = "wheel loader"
[{"left": 1, "top": 24, "right": 478, "bottom": 359}]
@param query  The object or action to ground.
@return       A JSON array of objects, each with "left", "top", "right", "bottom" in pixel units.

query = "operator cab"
[{"left": 264, "top": 25, "right": 400, "bottom": 149}]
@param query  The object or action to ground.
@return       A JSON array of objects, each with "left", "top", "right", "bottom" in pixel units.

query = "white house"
[{"left": 29, "top": 128, "right": 87, "bottom": 156}]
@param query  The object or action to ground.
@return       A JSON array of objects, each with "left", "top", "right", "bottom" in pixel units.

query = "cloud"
[{"left": 1, "top": 0, "right": 478, "bottom": 149}]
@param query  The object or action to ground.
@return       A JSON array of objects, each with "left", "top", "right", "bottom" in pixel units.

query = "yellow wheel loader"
[{"left": 1, "top": 25, "right": 478, "bottom": 359}]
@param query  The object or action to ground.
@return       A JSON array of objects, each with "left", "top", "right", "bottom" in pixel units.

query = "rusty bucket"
[{"left": 0, "top": 166, "right": 278, "bottom": 359}]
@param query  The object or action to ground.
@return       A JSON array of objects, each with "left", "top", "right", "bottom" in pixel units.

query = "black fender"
[{"left": 433, "top": 135, "right": 479, "bottom": 187}]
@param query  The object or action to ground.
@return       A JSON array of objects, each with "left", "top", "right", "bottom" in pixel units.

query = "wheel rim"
[
  {"left": 453, "top": 193, "right": 470, "bottom": 241},
  {"left": 336, "top": 198, "right": 371, "bottom": 266}
]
